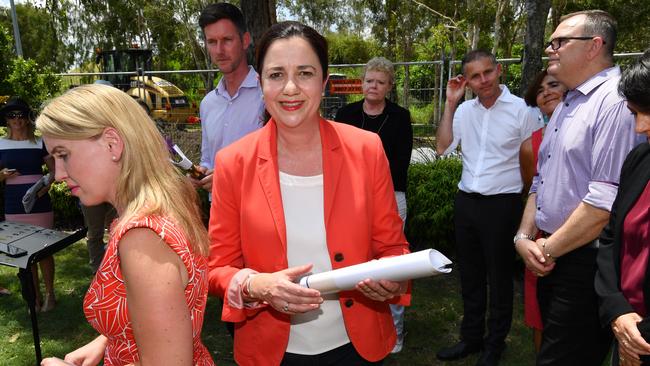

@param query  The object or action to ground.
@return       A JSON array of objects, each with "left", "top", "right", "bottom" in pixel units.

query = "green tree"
[
  {"left": 558, "top": 0, "right": 650, "bottom": 53},
  {"left": 0, "top": 24, "right": 14, "bottom": 94},
  {"left": 6, "top": 58, "right": 61, "bottom": 107},
  {"left": 327, "top": 32, "right": 378, "bottom": 65},
  {"left": 0, "top": 2, "right": 73, "bottom": 72},
  {"left": 0, "top": 23, "right": 61, "bottom": 107}
]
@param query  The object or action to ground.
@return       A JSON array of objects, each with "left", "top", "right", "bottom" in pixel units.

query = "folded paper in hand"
[
  {"left": 298, "top": 249, "right": 452, "bottom": 294},
  {"left": 22, "top": 173, "right": 53, "bottom": 213}
]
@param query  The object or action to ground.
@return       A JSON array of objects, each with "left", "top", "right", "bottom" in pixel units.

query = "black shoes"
[
  {"left": 436, "top": 341, "right": 483, "bottom": 361},
  {"left": 475, "top": 346, "right": 504, "bottom": 366}
]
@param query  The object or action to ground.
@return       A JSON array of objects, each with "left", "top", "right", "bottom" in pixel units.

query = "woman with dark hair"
[
  {"left": 595, "top": 49, "right": 650, "bottom": 366},
  {"left": 517, "top": 70, "right": 567, "bottom": 352},
  {"left": 0, "top": 97, "right": 56, "bottom": 312},
  {"left": 519, "top": 70, "right": 566, "bottom": 194},
  {"left": 207, "top": 21, "right": 409, "bottom": 366}
]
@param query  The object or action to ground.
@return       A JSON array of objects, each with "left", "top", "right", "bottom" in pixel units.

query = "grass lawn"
[{"left": 1, "top": 239, "right": 534, "bottom": 365}]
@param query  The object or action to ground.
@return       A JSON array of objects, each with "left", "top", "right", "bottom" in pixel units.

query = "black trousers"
[
  {"left": 454, "top": 191, "right": 522, "bottom": 349},
  {"left": 536, "top": 245, "right": 613, "bottom": 366},
  {"left": 280, "top": 343, "right": 383, "bottom": 366}
]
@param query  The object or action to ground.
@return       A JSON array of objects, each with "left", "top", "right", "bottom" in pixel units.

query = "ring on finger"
[{"left": 282, "top": 302, "right": 290, "bottom": 312}]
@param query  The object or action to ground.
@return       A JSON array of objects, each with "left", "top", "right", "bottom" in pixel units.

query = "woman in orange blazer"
[{"left": 207, "top": 21, "right": 410, "bottom": 366}]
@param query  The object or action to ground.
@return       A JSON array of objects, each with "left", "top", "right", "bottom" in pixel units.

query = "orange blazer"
[{"left": 208, "top": 118, "right": 410, "bottom": 365}]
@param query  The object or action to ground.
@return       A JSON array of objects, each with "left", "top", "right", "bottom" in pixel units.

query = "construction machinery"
[{"left": 95, "top": 48, "right": 199, "bottom": 125}]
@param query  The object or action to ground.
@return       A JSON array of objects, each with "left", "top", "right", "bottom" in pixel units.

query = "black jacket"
[
  {"left": 334, "top": 99, "right": 413, "bottom": 192},
  {"left": 596, "top": 142, "right": 650, "bottom": 327}
]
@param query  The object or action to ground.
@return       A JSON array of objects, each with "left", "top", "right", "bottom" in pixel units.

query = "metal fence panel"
[{"left": 55, "top": 52, "right": 643, "bottom": 160}]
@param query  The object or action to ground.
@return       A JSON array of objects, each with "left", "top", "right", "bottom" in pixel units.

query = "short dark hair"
[
  {"left": 256, "top": 21, "right": 328, "bottom": 82},
  {"left": 524, "top": 69, "right": 549, "bottom": 107},
  {"left": 561, "top": 10, "right": 617, "bottom": 59},
  {"left": 619, "top": 49, "right": 650, "bottom": 113},
  {"left": 461, "top": 49, "right": 497, "bottom": 75},
  {"left": 199, "top": 2, "right": 247, "bottom": 36}
]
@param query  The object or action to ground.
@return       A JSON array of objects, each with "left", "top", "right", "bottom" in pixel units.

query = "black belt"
[{"left": 459, "top": 190, "right": 521, "bottom": 199}]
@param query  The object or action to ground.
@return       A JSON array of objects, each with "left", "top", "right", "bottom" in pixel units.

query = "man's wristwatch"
[{"left": 513, "top": 232, "right": 535, "bottom": 246}]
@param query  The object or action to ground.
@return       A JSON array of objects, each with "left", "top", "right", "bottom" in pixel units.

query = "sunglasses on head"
[{"left": 5, "top": 111, "right": 26, "bottom": 119}]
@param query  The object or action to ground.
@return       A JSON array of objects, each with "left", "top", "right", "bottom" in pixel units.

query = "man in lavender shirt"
[
  {"left": 514, "top": 10, "right": 641, "bottom": 365},
  {"left": 191, "top": 3, "right": 264, "bottom": 193}
]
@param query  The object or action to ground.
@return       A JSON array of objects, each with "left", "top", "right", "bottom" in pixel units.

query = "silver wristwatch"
[{"left": 513, "top": 232, "right": 535, "bottom": 245}]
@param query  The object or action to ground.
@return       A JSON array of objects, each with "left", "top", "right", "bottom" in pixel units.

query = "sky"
[{"left": 1, "top": 0, "right": 43, "bottom": 7}]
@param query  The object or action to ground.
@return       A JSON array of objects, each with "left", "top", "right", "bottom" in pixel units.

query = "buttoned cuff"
[
  {"left": 226, "top": 268, "right": 262, "bottom": 309},
  {"left": 529, "top": 175, "right": 540, "bottom": 194},
  {"left": 582, "top": 181, "right": 618, "bottom": 212}
]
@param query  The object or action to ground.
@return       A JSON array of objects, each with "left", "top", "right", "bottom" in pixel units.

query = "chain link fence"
[{"left": 57, "top": 52, "right": 643, "bottom": 162}]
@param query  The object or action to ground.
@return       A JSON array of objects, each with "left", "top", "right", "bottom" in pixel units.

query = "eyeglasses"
[
  {"left": 5, "top": 112, "right": 26, "bottom": 119},
  {"left": 546, "top": 36, "right": 605, "bottom": 51}
]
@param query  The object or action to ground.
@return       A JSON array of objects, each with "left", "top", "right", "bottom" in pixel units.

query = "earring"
[{"left": 112, "top": 156, "right": 117, "bottom": 161}]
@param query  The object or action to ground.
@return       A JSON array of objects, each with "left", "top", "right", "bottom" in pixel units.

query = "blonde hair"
[
  {"left": 363, "top": 57, "right": 395, "bottom": 85},
  {"left": 36, "top": 84, "right": 208, "bottom": 256},
  {"left": 6, "top": 115, "right": 37, "bottom": 143}
]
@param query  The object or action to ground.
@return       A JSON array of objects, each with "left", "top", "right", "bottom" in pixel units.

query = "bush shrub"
[
  {"left": 406, "top": 157, "right": 461, "bottom": 256},
  {"left": 49, "top": 181, "right": 82, "bottom": 227}
]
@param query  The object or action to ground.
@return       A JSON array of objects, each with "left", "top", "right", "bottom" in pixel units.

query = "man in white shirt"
[
  {"left": 435, "top": 50, "right": 541, "bottom": 366},
  {"left": 192, "top": 3, "right": 265, "bottom": 192}
]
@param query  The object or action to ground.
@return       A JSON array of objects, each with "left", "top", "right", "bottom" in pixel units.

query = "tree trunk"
[
  {"left": 520, "top": 0, "right": 551, "bottom": 96},
  {"left": 384, "top": 0, "right": 398, "bottom": 60},
  {"left": 550, "top": 0, "right": 567, "bottom": 30},
  {"left": 491, "top": 0, "right": 509, "bottom": 56},
  {"left": 179, "top": 1, "right": 211, "bottom": 90},
  {"left": 240, "top": 0, "right": 277, "bottom": 65},
  {"left": 402, "top": 38, "right": 413, "bottom": 108}
]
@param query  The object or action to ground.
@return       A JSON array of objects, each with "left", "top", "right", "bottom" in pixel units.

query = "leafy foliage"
[
  {"left": 49, "top": 182, "right": 82, "bottom": 226},
  {"left": 0, "top": 2, "right": 74, "bottom": 72},
  {"left": 5, "top": 58, "right": 61, "bottom": 108},
  {"left": 326, "top": 32, "right": 378, "bottom": 65},
  {"left": 406, "top": 157, "right": 462, "bottom": 255},
  {"left": 0, "top": 23, "right": 61, "bottom": 108}
]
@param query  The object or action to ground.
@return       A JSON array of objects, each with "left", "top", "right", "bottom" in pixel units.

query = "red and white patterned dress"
[{"left": 83, "top": 215, "right": 214, "bottom": 366}]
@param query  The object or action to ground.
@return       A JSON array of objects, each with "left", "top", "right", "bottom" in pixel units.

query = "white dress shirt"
[{"left": 443, "top": 85, "right": 541, "bottom": 195}]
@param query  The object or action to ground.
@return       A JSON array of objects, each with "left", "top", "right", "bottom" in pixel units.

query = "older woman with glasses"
[{"left": 0, "top": 97, "right": 56, "bottom": 312}]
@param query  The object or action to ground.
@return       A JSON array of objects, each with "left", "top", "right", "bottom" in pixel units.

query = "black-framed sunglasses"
[
  {"left": 5, "top": 111, "right": 26, "bottom": 119},
  {"left": 547, "top": 36, "right": 605, "bottom": 51}
]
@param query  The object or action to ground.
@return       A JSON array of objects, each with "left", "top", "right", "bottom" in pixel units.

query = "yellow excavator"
[{"left": 95, "top": 47, "right": 199, "bottom": 126}]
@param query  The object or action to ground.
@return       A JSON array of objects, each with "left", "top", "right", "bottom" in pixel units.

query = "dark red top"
[
  {"left": 532, "top": 128, "right": 543, "bottom": 169},
  {"left": 621, "top": 180, "right": 650, "bottom": 316}
]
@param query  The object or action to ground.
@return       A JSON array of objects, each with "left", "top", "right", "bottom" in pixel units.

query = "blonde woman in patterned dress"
[{"left": 38, "top": 84, "right": 214, "bottom": 366}]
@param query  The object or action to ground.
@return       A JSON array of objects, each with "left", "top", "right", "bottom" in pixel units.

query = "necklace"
[{"left": 361, "top": 111, "right": 389, "bottom": 134}]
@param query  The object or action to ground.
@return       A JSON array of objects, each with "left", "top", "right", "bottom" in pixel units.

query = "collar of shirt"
[
  {"left": 571, "top": 66, "right": 621, "bottom": 99},
  {"left": 471, "top": 84, "right": 517, "bottom": 109},
  {"left": 216, "top": 66, "right": 260, "bottom": 100}
]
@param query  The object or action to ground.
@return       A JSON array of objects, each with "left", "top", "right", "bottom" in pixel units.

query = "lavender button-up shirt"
[
  {"left": 531, "top": 66, "right": 641, "bottom": 233},
  {"left": 199, "top": 66, "right": 265, "bottom": 170}
]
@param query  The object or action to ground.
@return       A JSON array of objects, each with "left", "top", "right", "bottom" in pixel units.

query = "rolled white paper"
[{"left": 298, "top": 249, "right": 452, "bottom": 294}]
